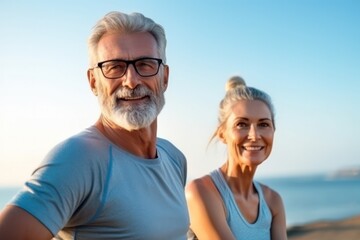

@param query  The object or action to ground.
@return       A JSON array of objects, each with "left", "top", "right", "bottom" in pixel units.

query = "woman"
[{"left": 186, "top": 76, "right": 287, "bottom": 240}]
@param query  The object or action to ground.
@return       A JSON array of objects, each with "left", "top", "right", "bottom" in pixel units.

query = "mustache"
[{"left": 115, "top": 85, "right": 153, "bottom": 99}]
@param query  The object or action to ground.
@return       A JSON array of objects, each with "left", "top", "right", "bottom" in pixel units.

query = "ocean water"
[
  {"left": 0, "top": 186, "right": 20, "bottom": 211},
  {"left": 260, "top": 174, "right": 360, "bottom": 227},
  {"left": 1, "top": 175, "right": 360, "bottom": 227}
]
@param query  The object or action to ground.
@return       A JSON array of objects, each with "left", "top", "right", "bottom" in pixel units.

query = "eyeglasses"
[{"left": 93, "top": 57, "right": 163, "bottom": 79}]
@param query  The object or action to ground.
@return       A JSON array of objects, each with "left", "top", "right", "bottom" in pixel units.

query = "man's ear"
[
  {"left": 162, "top": 64, "right": 169, "bottom": 91},
  {"left": 87, "top": 69, "right": 98, "bottom": 96}
]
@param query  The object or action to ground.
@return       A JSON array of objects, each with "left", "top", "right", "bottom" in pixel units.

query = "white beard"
[{"left": 98, "top": 83, "right": 165, "bottom": 131}]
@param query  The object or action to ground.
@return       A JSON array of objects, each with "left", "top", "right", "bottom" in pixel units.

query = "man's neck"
[{"left": 95, "top": 117, "right": 158, "bottom": 159}]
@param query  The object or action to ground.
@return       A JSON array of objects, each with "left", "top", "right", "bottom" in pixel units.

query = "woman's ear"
[
  {"left": 217, "top": 127, "right": 227, "bottom": 144},
  {"left": 87, "top": 69, "right": 98, "bottom": 96}
]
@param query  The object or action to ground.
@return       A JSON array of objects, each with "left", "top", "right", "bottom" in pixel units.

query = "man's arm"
[{"left": 0, "top": 205, "right": 53, "bottom": 240}]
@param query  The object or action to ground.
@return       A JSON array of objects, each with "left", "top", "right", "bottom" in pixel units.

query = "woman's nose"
[{"left": 248, "top": 125, "right": 260, "bottom": 141}]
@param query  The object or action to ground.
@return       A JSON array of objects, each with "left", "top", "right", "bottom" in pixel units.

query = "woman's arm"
[
  {"left": 186, "top": 176, "right": 236, "bottom": 240},
  {"left": 0, "top": 205, "right": 53, "bottom": 240},
  {"left": 263, "top": 186, "right": 288, "bottom": 240}
]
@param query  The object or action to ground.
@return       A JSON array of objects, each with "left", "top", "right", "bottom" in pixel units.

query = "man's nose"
[{"left": 121, "top": 64, "right": 140, "bottom": 89}]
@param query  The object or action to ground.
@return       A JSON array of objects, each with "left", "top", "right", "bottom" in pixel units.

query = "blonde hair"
[{"left": 211, "top": 75, "right": 275, "bottom": 141}]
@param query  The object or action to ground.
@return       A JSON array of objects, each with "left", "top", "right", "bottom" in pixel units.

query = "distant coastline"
[{"left": 327, "top": 166, "right": 360, "bottom": 179}]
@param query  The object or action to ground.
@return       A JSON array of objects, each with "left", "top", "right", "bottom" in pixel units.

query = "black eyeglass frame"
[{"left": 93, "top": 57, "right": 164, "bottom": 79}]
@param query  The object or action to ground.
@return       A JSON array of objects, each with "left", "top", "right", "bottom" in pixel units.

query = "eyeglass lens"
[{"left": 101, "top": 58, "right": 161, "bottom": 79}]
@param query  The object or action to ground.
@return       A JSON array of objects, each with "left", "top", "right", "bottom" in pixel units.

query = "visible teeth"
[
  {"left": 244, "top": 146, "right": 262, "bottom": 151},
  {"left": 125, "top": 97, "right": 142, "bottom": 100},
  {"left": 121, "top": 96, "right": 144, "bottom": 100}
]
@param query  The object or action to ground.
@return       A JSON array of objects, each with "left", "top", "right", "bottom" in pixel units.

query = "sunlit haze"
[{"left": 1, "top": 1, "right": 359, "bottom": 186}]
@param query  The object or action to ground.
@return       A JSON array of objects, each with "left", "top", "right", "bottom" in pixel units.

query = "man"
[{"left": 0, "top": 11, "right": 189, "bottom": 240}]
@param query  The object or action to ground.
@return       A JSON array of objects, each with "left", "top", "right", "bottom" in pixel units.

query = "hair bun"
[{"left": 225, "top": 76, "right": 246, "bottom": 92}]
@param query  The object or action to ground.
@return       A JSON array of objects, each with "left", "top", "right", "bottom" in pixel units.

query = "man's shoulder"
[
  {"left": 156, "top": 138, "right": 183, "bottom": 156},
  {"left": 43, "top": 126, "right": 110, "bottom": 165},
  {"left": 56, "top": 126, "right": 106, "bottom": 150},
  {"left": 156, "top": 137, "right": 173, "bottom": 147}
]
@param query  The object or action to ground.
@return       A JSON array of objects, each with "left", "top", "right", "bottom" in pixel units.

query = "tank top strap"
[
  {"left": 209, "top": 168, "right": 233, "bottom": 219},
  {"left": 253, "top": 181, "right": 264, "bottom": 199},
  {"left": 209, "top": 168, "right": 231, "bottom": 198},
  {"left": 253, "top": 180, "right": 273, "bottom": 226}
]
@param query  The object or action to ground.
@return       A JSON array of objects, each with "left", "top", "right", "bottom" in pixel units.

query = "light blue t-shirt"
[
  {"left": 11, "top": 126, "right": 189, "bottom": 240},
  {"left": 210, "top": 168, "right": 272, "bottom": 239}
]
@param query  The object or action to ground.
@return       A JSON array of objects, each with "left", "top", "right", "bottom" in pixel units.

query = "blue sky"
[{"left": 1, "top": 0, "right": 359, "bottom": 186}]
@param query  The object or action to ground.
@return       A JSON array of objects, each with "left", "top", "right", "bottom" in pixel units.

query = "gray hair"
[
  {"left": 212, "top": 75, "right": 276, "bottom": 141},
  {"left": 87, "top": 11, "right": 167, "bottom": 67}
]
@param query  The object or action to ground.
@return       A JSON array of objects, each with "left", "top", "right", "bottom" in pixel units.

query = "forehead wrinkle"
[{"left": 97, "top": 32, "right": 159, "bottom": 63}]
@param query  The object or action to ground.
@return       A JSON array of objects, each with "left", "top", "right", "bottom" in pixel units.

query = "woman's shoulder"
[
  {"left": 258, "top": 182, "right": 284, "bottom": 213},
  {"left": 186, "top": 175, "right": 213, "bottom": 193},
  {"left": 186, "top": 174, "right": 223, "bottom": 205},
  {"left": 186, "top": 174, "right": 227, "bottom": 209},
  {"left": 257, "top": 183, "right": 282, "bottom": 200}
]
